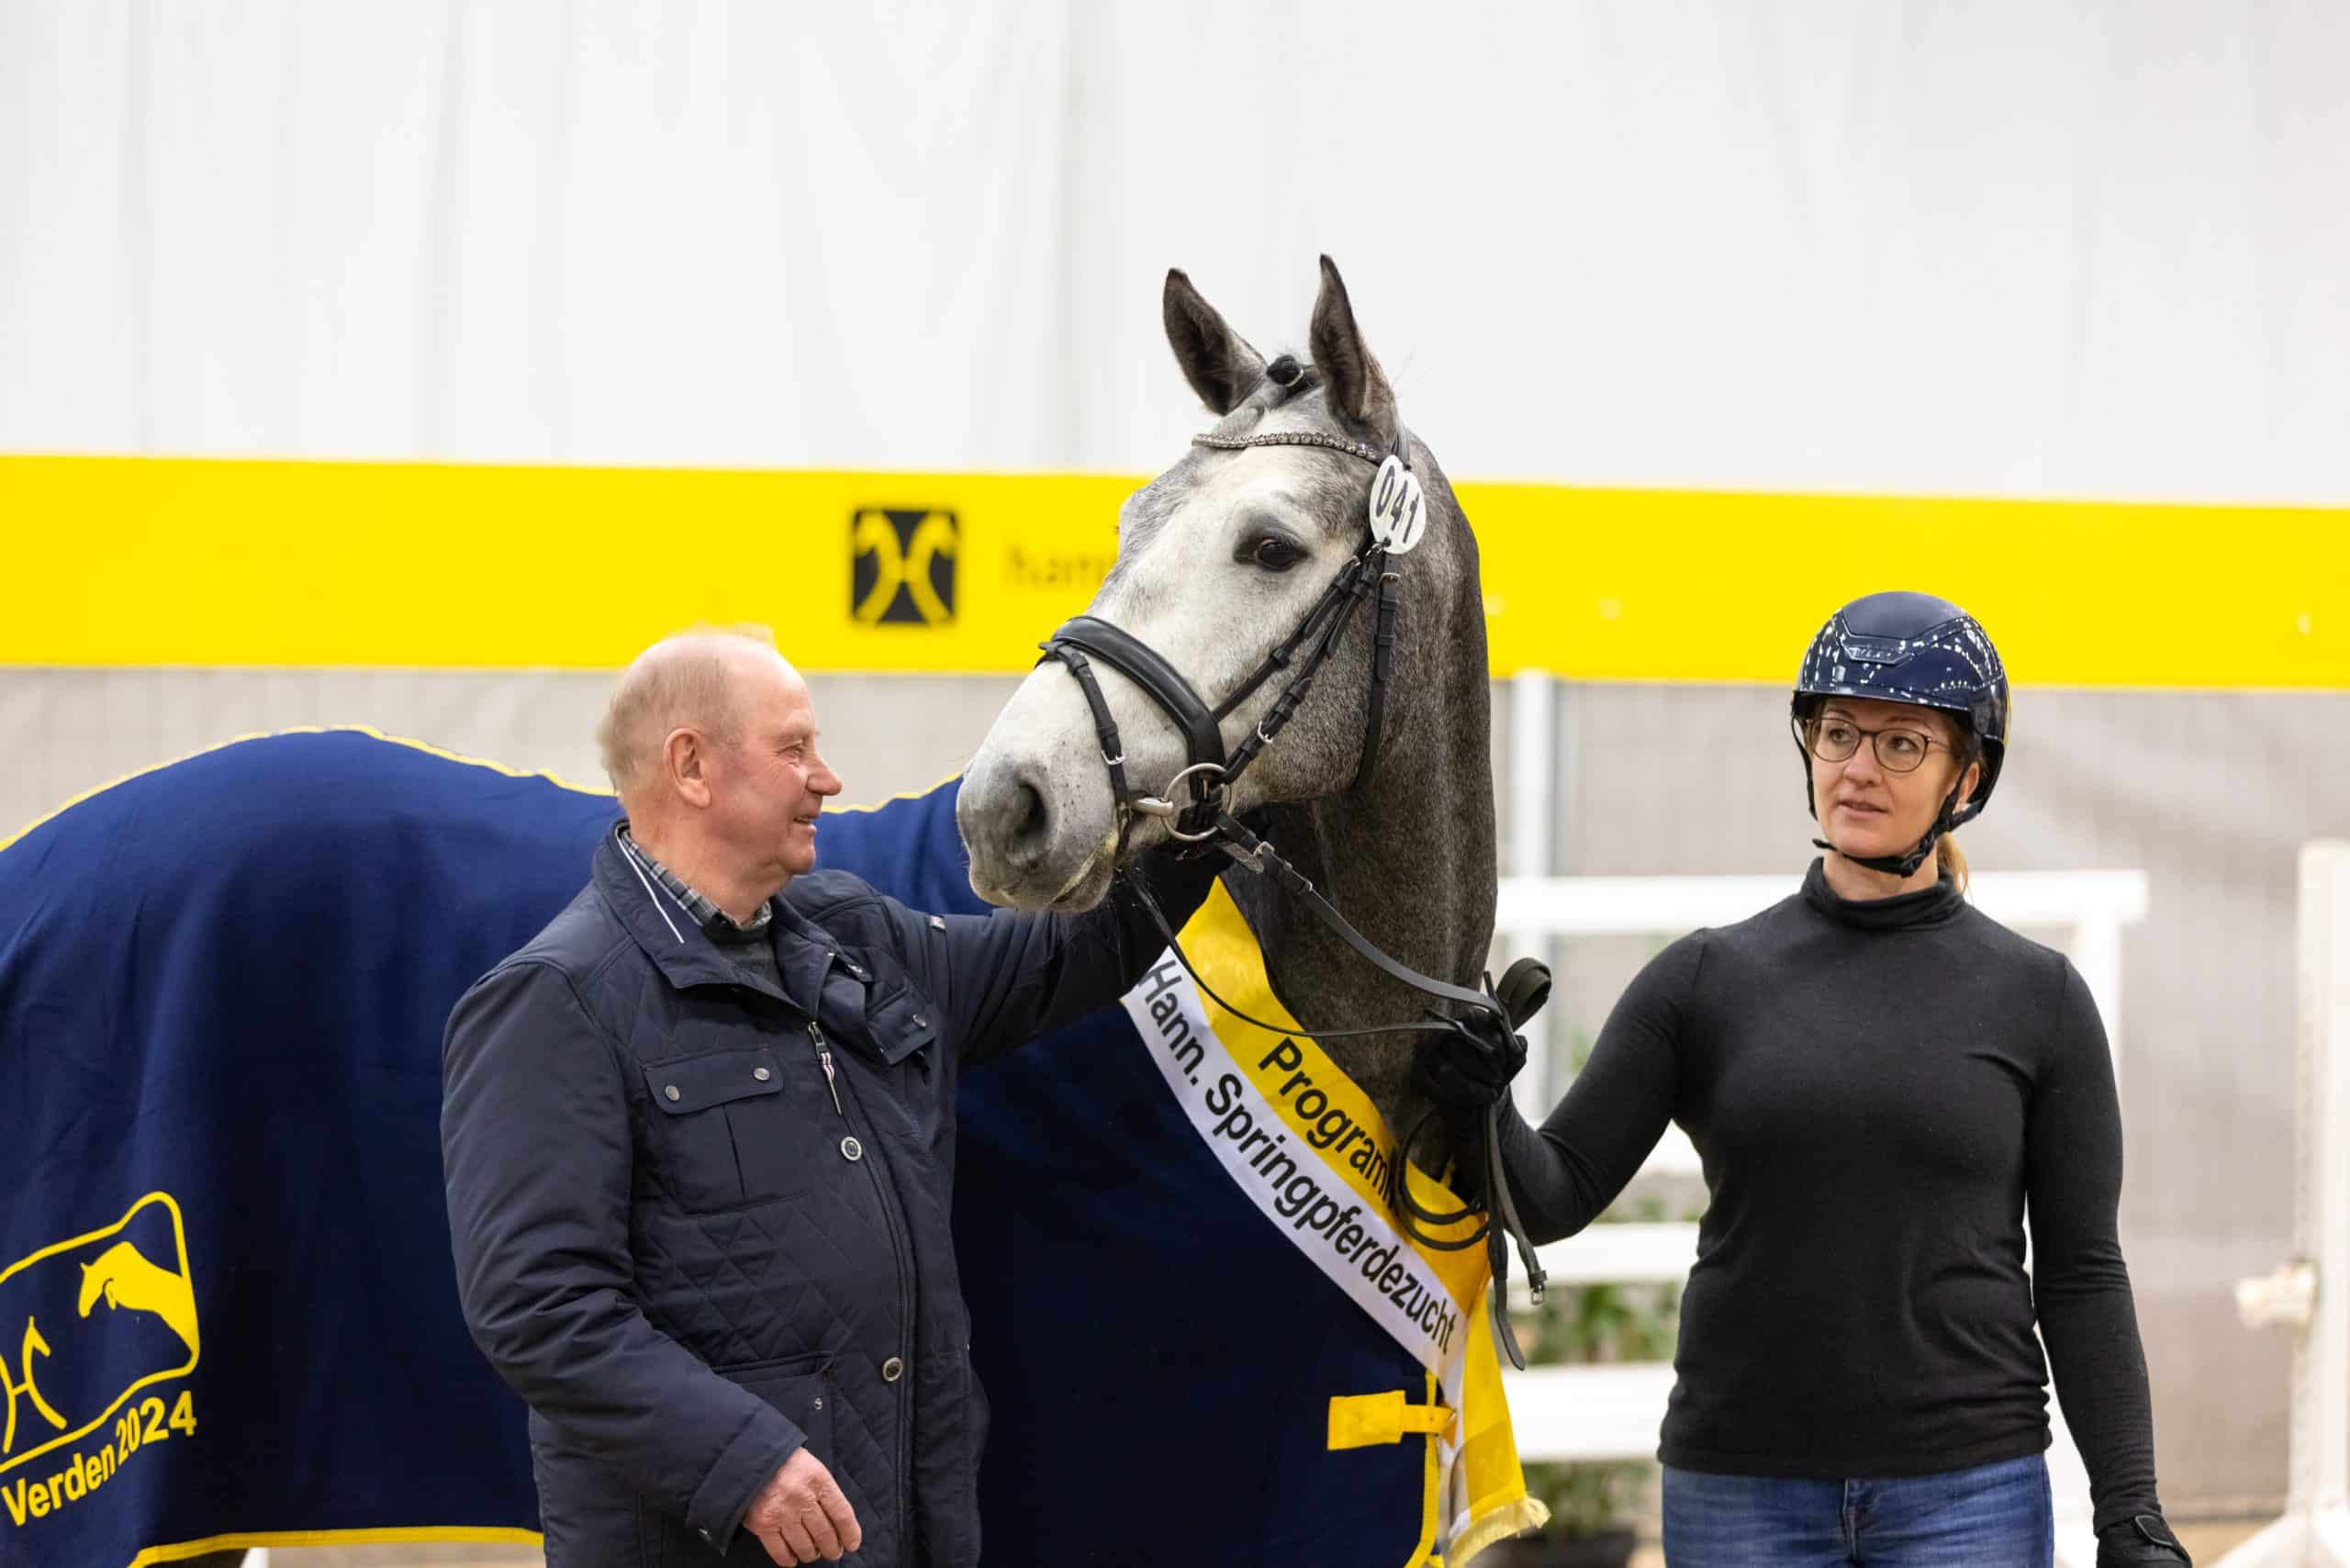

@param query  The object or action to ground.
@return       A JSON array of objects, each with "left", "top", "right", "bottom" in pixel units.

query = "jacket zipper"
[
  {"left": 809, "top": 1019, "right": 917, "bottom": 1551},
  {"left": 809, "top": 1022, "right": 844, "bottom": 1116}
]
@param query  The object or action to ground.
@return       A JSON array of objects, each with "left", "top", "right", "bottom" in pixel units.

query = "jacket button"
[
  {"left": 912, "top": 1014, "right": 927, "bottom": 1029},
  {"left": 664, "top": 1085, "right": 680, "bottom": 1102},
  {"left": 699, "top": 1528, "right": 713, "bottom": 1544},
  {"left": 840, "top": 1136, "right": 863, "bottom": 1162},
  {"left": 881, "top": 1356, "right": 904, "bottom": 1383},
  {"left": 811, "top": 1396, "right": 823, "bottom": 1411},
  {"left": 753, "top": 1066, "right": 771, "bottom": 1081}
]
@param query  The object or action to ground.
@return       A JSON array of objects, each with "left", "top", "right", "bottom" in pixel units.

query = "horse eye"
[{"left": 1248, "top": 535, "right": 1304, "bottom": 571}]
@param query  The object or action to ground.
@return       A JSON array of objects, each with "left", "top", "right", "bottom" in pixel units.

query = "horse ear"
[
  {"left": 1163, "top": 269, "right": 1268, "bottom": 415},
  {"left": 1308, "top": 254, "right": 1394, "bottom": 432}
]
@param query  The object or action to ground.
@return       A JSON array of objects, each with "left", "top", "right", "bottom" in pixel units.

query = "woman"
[{"left": 1448, "top": 591, "right": 2188, "bottom": 1567}]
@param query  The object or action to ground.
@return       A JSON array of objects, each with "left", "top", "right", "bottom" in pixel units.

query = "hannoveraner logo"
[
  {"left": 2, "top": 1193, "right": 200, "bottom": 1529},
  {"left": 851, "top": 509, "right": 958, "bottom": 625}
]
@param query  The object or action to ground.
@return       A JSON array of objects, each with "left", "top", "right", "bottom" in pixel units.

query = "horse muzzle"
[{"left": 958, "top": 690, "right": 1132, "bottom": 911}]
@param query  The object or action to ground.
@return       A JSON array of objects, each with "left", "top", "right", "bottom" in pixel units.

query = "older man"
[{"left": 442, "top": 627, "right": 1216, "bottom": 1568}]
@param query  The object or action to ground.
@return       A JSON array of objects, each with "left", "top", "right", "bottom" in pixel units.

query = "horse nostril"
[{"left": 1011, "top": 778, "right": 1050, "bottom": 851}]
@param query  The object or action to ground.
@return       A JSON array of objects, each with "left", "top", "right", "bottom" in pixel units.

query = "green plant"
[
  {"left": 1518, "top": 1228, "right": 1680, "bottom": 1536},
  {"left": 1527, "top": 1456, "right": 1647, "bottom": 1543},
  {"left": 1517, "top": 1026, "right": 1684, "bottom": 1541}
]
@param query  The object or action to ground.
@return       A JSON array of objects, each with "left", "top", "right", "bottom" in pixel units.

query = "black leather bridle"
[
  {"left": 1039, "top": 425, "right": 1404, "bottom": 846},
  {"left": 1035, "top": 415, "right": 1552, "bottom": 1369}
]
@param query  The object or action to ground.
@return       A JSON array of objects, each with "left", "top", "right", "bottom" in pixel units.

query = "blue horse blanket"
[{"left": 0, "top": 730, "right": 1529, "bottom": 1568}]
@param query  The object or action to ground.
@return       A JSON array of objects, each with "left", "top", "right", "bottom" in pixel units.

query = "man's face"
[{"left": 705, "top": 655, "right": 843, "bottom": 882}]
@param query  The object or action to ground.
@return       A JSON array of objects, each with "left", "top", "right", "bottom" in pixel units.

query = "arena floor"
[{"left": 260, "top": 1517, "right": 2271, "bottom": 1567}]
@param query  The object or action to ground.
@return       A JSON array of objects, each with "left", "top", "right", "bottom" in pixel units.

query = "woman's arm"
[
  {"left": 2030, "top": 956, "right": 2169, "bottom": 1539},
  {"left": 1494, "top": 932, "right": 1700, "bottom": 1244}
]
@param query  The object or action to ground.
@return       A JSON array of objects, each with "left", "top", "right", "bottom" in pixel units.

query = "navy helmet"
[{"left": 1792, "top": 590, "right": 2010, "bottom": 875}]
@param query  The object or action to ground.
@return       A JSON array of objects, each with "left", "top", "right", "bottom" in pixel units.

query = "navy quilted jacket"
[{"left": 442, "top": 826, "right": 1212, "bottom": 1567}]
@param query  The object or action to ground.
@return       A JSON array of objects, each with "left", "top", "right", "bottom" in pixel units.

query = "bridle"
[
  {"left": 1035, "top": 411, "right": 1552, "bottom": 1369},
  {"left": 1040, "top": 426, "right": 1404, "bottom": 846}
]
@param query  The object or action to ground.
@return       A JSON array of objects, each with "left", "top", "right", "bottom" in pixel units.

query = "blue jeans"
[{"left": 1661, "top": 1452, "right": 2053, "bottom": 1567}]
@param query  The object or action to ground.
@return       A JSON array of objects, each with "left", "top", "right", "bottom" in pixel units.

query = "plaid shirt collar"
[{"left": 616, "top": 825, "right": 774, "bottom": 938}]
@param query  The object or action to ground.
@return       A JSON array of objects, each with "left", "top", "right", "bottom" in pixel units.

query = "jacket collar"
[
  {"left": 767, "top": 893, "right": 857, "bottom": 1019},
  {"left": 594, "top": 823, "right": 837, "bottom": 1014}
]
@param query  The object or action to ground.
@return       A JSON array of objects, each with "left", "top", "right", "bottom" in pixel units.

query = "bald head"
[{"left": 597, "top": 626, "right": 801, "bottom": 804}]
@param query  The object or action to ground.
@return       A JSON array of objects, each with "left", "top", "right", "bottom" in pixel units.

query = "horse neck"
[{"left": 1226, "top": 565, "right": 1497, "bottom": 1144}]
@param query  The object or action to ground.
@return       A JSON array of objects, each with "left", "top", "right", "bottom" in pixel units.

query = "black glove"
[
  {"left": 1413, "top": 1011, "right": 1527, "bottom": 1113},
  {"left": 2098, "top": 1515, "right": 2191, "bottom": 1567}
]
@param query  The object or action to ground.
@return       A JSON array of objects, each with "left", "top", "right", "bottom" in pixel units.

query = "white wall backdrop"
[{"left": 3, "top": 0, "right": 2346, "bottom": 501}]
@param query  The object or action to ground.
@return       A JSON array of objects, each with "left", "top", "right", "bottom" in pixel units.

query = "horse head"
[{"left": 960, "top": 257, "right": 1483, "bottom": 913}]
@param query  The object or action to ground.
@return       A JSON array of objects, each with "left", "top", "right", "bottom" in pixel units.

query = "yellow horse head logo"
[{"left": 77, "top": 1241, "right": 198, "bottom": 1357}]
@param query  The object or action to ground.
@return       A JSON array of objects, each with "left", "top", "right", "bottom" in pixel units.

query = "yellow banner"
[{"left": 3, "top": 455, "right": 2343, "bottom": 687}]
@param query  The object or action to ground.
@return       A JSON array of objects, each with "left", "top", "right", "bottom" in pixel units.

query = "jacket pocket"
[
  {"left": 723, "top": 1350, "right": 837, "bottom": 1461},
  {"left": 858, "top": 980, "right": 943, "bottom": 1069},
  {"left": 658, "top": 1354, "right": 839, "bottom": 1567},
  {"left": 641, "top": 1048, "right": 793, "bottom": 1213}
]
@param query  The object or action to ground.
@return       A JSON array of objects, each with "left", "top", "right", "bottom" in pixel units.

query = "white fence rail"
[
  {"left": 1493, "top": 867, "right": 2148, "bottom": 1568},
  {"left": 2220, "top": 842, "right": 2350, "bottom": 1567}
]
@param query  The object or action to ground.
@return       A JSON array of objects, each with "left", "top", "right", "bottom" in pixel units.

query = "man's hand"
[
  {"left": 2098, "top": 1514, "right": 2191, "bottom": 1566},
  {"left": 744, "top": 1448, "right": 862, "bottom": 1564}
]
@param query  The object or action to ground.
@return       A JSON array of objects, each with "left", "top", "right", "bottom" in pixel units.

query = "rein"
[{"left": 1035, "top": 418, "right": 1550, "bottom": 1370}]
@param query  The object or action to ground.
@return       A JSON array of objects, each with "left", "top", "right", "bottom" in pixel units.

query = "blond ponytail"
[{"left": 1939, "top": 834, "right": 1971, "bottom": 895}]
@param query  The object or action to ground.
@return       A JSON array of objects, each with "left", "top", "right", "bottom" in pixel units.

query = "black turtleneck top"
[{"left": 1495, "top": 859, "right": 2161, "bottom": 1530}]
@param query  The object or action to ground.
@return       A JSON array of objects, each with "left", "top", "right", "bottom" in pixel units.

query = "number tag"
[{"left": 1367, "top": 454, "right": 1427, "bottom": 554}]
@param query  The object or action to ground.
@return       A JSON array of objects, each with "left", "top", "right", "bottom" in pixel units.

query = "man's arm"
[
  {"left": 918, "top": 848, "right": 1225, "bottom": 1063},
  {"left": 441, "top": 961, "right": 810, "bottom": 1556}
]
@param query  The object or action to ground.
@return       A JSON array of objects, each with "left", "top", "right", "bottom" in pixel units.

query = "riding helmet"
[{"left": 1791, "top": 590, "right": 2010, "bottom": 876}]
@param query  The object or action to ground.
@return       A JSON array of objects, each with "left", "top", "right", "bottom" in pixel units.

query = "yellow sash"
[{"left": 1121, "top": 882, "right": 1549, "bottom": 1564}]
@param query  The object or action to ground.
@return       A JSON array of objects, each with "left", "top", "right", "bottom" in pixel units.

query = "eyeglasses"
[{"left": 1801, "top": 716, "right": 1951, "bottom": 774}]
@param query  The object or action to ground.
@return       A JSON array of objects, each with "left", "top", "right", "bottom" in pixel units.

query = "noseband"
[
  {"left": 1037, "top": 426, "right": 1406, "bottom": 843},
  {"left": 1033, "top": 414, "right": 1552, "bottom": 1371}
]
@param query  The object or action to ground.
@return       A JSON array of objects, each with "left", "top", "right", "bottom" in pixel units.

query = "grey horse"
[{"left": 957, "top": 255, "right": 1497, "bottom": 1162}]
